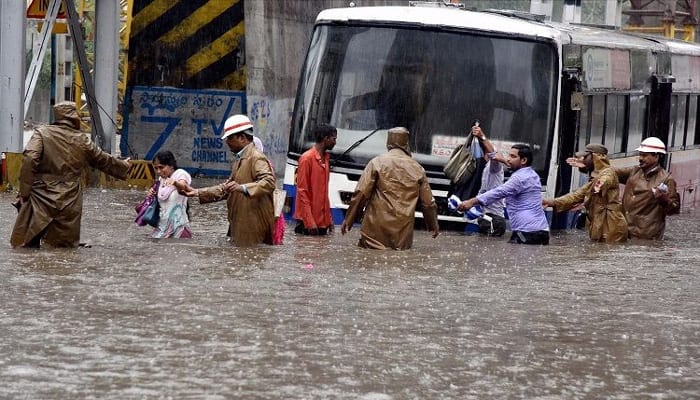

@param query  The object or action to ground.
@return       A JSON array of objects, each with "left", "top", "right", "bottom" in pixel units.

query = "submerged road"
[{"left": 0, "top": 188, "right": 698, "bottom": 399}]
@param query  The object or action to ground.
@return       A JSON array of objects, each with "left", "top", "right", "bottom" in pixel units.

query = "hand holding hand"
[
  {"left": 457, "top": 198, "right": 478, "bottom": 212},
  {"left": 184, "top": 187, "right": 199, "bottom": 197},
  {"left": 223, "top": 181, "right": 244, "bottom": 193},
  {"left": 542, "top": 199, "right": 554, "bottom": 208}
]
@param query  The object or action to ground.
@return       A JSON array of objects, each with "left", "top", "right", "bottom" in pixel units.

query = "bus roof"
[
  {"left": 316, "top": 6, "right": 561, "bottom": 41},
  {"left": 317, "top": 6, "right": 700, "bottom": 54},
  {"left": 637, "top": 34, "right": 700, "bottom": 56}
]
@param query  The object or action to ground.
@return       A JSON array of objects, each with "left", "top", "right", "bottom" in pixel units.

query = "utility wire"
[{"left": 72, "top": 81, "right": 137, "bottom": 158}]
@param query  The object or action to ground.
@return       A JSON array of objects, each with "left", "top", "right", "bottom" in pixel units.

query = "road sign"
[
  {"left": 26, "top": 0, "right": 67, "bottom": 19},
  {"left": 38, "top": 22, "right": 68, "bottom": 34}
]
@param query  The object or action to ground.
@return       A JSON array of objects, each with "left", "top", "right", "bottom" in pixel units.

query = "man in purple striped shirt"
[{"left": 458, "top": 144, "right": 550, "bottom": 245}]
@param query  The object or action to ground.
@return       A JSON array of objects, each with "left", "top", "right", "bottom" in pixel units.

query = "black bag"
[{"left": 443, "top": 134, "right": 477, "bottom": 186}]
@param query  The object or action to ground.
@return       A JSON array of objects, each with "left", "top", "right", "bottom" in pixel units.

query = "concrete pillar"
[
  {"left": 0, "top": 0, "right": 27, "bottom": 152},
  {"left": 55, "top": 35, "right": 66, "bottom": 103},
  {"left": 94, "top": 0, "right": 120, "bottom": 155},
  {"left": 605, "top": 0, "right": 622, "bottom": 27},
  {"left": 562, "top": 0, "right": 582, "bottom": 24},
  {"left": 530, "top": 0, "right": 553, "bottom": 20}
]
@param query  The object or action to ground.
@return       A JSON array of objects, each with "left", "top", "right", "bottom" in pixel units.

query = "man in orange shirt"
[{"left": 293, "top": 124, "right": 338, "bottom": 235}]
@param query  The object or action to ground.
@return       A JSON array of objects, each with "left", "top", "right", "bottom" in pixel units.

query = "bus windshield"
[{"left": 289, "top": 24, "right": 558, "bottom": 176}]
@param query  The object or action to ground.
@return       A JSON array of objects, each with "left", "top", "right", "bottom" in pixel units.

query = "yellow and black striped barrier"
[
  {"left": 1, "top": 154, "right": 155, "bottom": 192},
  {"left": 129, "top": 0, "right": 245, "bottom": 90},
  {"left": 100, "top": 159, "right": 155, "bottom": 190}
]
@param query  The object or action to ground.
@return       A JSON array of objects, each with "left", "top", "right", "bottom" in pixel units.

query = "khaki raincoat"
[
  {"left": 617, "top": 165, "right": 680, "bottom": 240},
  {"left": 198, "top": 143, "right": 275, "bottom": 246},
  {"left": 10, "top": 102, "right": 130, "bottom": 248},
  {"left": 343, "top": 130, "right": 438, "bottom": 250},
  {"left": 550, "top": 153, "right": 628, "bottom": 243}
]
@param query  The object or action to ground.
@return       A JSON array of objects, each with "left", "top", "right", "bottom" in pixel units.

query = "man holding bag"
[{"left": 444, "top": 120, "right": 485, "bottom": 201}]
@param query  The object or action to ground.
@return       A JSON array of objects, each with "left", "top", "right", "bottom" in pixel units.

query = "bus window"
[
  {"left": 289, "top": 23, "right": 558, "bottom": 175},
  {"left": 605, "top": 94, "right": 626, "bottom": 153},
  {"left": 590, "top": 95, "right": 605, "bottom": 144},
  {"left": 579, "top": 96, "right": 591, "bottom": 145},
  {"left": 628, "top": 95, "right": 646, "bottom": 152},
  {"left": 671, "top": 95, "right": 687, "bottom": 149},
  {"left": 688, "top": 95, "right": 698, "bottom": 146}
]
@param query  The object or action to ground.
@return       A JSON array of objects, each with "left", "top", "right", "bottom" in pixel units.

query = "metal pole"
[
  {"left": 95, "top": 0, "right": 120, "bottom": 155},
  {"left": 64, "top": 0, "right": 107, "bottom": 151},
  {"left": 0, "top": 0, "right": 27, "bottom": 152},
  {"left": 24, "top": 0, "right": 60, "bottom": 113}
]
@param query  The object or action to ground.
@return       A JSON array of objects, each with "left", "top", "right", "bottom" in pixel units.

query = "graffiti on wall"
[
  {"left": 247, "top": 96, "right": 295, "bottom": 173},
  {"left": 121, "top": 86, "right": 245, "bottom": 177}
]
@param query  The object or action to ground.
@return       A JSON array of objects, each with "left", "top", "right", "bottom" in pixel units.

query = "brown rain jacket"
[
  {"left": 11, "top": 105, "right": 130, "bottom": 248},
  {"left": 198, "top": 143, "right": 275, "bottom": 246},
  {"left": 550, "top": 153, "right": 628, "bottom": 243},
  {"left": 344, "top": 147, "right": 438, "bottom": 250},
  {"left": 617, "top": 165, "right": 680, "bottom": 240}
]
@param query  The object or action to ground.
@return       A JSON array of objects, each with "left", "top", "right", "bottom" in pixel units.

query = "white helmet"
[
  {"left": 222, "top": 114, "right": 253, "bottom": 139},
  {"left": 636, "top": 137, "right": 666, "bottom": 154}
]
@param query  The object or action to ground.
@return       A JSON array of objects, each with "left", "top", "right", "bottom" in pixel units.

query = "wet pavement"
[{"left": 0, "top": 187, "right": 698, "bottom": 399}]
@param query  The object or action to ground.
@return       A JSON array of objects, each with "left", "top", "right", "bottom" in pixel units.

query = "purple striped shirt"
[{"left": 476, "top": 166, "right": 549, "bottom": 232}]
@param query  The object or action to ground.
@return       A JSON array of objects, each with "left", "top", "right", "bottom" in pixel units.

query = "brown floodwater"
[{"left": 0, "top": 188, "right": 698, "bottom": 399}]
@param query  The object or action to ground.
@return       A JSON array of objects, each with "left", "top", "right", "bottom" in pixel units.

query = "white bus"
[{"left": 283, "top": 4, "right": 700, "bottom": 229}]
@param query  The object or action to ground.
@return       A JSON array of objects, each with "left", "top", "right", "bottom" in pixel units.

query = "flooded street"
[{"left": 1, "top": 187, "right": 698, "bottom": 399}]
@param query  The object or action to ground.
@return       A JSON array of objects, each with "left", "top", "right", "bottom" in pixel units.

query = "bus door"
[
  {"left": 647, "top": 74, "right": 674, "bottom": 167},
  {"left": 551, "top": 69, "right": 582, "bottom": 229}
]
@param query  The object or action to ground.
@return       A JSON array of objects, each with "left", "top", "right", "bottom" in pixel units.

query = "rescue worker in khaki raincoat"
[
  {"left": 616, "top": 137, "right": 680, "bottom": 240},
  {"left": 178, "top": 115, "right": 275, "bottom": 246},
  {"left": 340, "top": 127, "right": 439, "bottom": 250},
  {"left": 543, "top": 144, "right": 628, "bottom": 243},
  {"left": 10, "top": 101, "right": 131, "bottom": 248}
]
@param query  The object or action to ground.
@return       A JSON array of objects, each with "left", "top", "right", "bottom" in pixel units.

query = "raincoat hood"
[
  {"left": 53, "top": 101, "right": 81, "bottom": 129},
  {"left": 386, "top": 127, "right": 411, "bottom": 156}
]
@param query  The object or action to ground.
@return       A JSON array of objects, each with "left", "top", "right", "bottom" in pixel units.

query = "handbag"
[
  {"left": 135, "top": 181, "right": 160, "bottom": 227},
  {"left": 141, "top": 198, "right": 160, "bottom": 227},
  {"left": 134, "top": 196, "right": 154, "bottom": 226},
  {"left": 443, "top": 134, "right": 477, "bottom": 185}
]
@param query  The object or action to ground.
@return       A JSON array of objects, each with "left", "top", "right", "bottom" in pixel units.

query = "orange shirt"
[{"left": 293, "top": 146, "right": 332, "bottom": 229}]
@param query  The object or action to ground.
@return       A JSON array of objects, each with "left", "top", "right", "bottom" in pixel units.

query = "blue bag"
[
  {"left": 134, "top": 195, "right": 154, "bottom": 226},
  {"left": 141, "top": 198, "right": 160, "bottom": 228},
  {"left": 134, "top": 181, "right": 160, "bottom": 227}
]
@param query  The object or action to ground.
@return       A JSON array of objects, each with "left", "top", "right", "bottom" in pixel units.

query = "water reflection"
[{"left": 0, "top": 189, "right": 698, "bottom": 399}]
